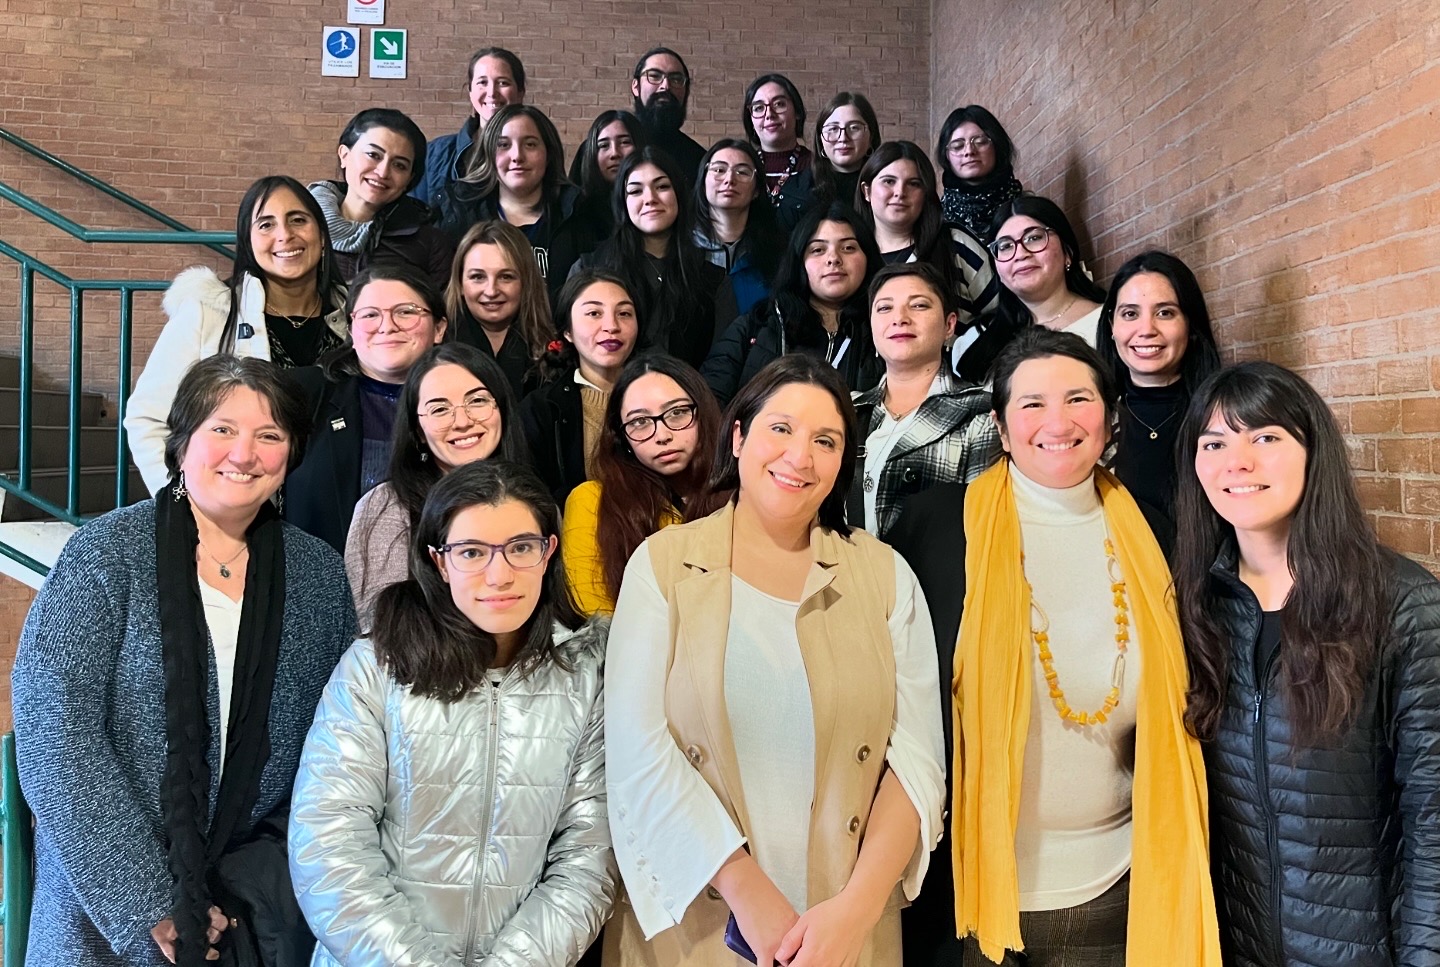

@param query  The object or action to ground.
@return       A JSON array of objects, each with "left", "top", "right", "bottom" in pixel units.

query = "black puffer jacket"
[{"left": 1206, "top": 546, "right": 1440, "bottom": 967}]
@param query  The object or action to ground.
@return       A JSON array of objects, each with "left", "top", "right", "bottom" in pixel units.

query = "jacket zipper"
[
  {"left": 1251, "top": 643, "right": 1285, "bottom": 966},
  {"left": 462, "top": 680, "right": 503, "bottom": 965}
]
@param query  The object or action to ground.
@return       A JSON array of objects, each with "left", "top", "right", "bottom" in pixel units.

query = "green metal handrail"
[
  {"left": 0, "top": 126, "right": 237, "bottom": 574},
  {"left": 1, "top": 731, "right": 33, "bottom": 967},
  {"left": 0, "top": 126, "right": 235, "bottom": 259}
]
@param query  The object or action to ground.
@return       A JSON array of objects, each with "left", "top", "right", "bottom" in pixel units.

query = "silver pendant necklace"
[{"left": 199, "top": 541, "right": 247, "bottom": 579}]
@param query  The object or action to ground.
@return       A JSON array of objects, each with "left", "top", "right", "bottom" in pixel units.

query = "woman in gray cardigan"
[{"left": 12, "top": 355, "right": 357, "bottom": 967}]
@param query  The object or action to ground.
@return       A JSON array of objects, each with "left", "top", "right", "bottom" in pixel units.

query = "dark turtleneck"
[{"left": 1111, "top": 377, "right": 1187, "bottom": 522}]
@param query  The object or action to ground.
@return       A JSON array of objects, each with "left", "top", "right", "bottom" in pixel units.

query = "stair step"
[
  {"left": 0, "top": 467, "right": 146, "bottom": 522},
  {"left": 0, "top": 356, "right": 23, "bottom": 386},
  {"left": 0, "top": 424, "right": 121, "bottom": 472},
  {"left": 0, "top": 387, "right": 105, "bottom": 426}
]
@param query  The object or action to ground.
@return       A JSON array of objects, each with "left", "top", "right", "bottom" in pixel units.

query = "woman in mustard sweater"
[{"left": 561, "top": 353, "right": 719, "bottom": 615}]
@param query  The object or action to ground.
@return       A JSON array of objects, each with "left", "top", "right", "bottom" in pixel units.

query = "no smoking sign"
[{"left": 347, "top": 0, "right": 384, "bottom": 26}]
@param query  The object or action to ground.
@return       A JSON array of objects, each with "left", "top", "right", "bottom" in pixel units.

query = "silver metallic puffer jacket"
[{"left": 289, "top": 623, "right": 617, "bottom": 967}]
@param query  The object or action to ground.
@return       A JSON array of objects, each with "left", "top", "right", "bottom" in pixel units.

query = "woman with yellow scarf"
[{"left": 887, "top": 327, "right": 1220, "bottom": 966}]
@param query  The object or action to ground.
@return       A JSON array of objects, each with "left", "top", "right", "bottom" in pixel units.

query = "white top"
[
  {"left": 1062, "top": 305, "right": 1102, "bottom": 347},
  {"left": 725, "top": 577, "right": 813, "bottom": 911},
  {"left": 198, "top": 579, "right": 242, "bottom": 778},
  {"left": 1011, "top": 466, "right": 1140, "bottom": 911},
  {"left": 605, "top": 541, "right": 946, "bottom": 939}
]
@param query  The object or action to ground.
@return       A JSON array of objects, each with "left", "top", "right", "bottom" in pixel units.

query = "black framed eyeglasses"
[
  {"left": 623, "top": 403, "right": 697, "bottom": 442},
  {"left": 820, "top": 122, "right": 868, "bottom": 143},
  {"left": 990, "top": 228, "right": 1053, "bottom": 262},
  {"left": 639, "top": 68, "right": 687, "bottom": 89},
  {"left": 749, "top": 97, "right": 791, "bottom": 118},
  {"left": 430, "top": 536, "right": 551, "bottom": 572}
]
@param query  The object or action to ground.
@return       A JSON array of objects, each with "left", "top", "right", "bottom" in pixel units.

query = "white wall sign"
[
  {"left": 347, "top": 0, "right": 384, "bottom": 26},
  {"left": 369, "top": 28, "right": 407, "bottom": 79},
  {"left": 321, "top": 27, "right": 360, "bottom": 78}
]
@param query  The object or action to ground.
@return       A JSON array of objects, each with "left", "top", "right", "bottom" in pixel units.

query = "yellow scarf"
[{"left": 953, "top": 460, "right": 1220, "bottom": 965}]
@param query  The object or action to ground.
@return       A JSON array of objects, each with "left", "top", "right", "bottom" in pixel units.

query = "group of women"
[{"left": 10, "top": 44, "right": 1438, "bottom": 967}]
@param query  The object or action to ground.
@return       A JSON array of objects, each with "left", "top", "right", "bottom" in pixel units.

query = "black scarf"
[
  {"left": 940, "top": 170, "right": 1024, "bottom": 242},
  {"left": 155, "top": 484, "right": 286, "bottom": 966}
]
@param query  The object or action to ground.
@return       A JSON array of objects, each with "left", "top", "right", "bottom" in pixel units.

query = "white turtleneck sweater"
[{"left": 1011, "top": 465, "right": 1140, "bottom": 911}]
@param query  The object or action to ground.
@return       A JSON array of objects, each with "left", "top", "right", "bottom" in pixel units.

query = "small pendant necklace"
[
  {"left": 265, "top": 296, "right": 323, "bottom": 329},
  {"left": 1124, "top": 399, "right": 1179, "bottom": 440},
  {"left": 199, "top": 541, "right": 247, "bottom": 579}
]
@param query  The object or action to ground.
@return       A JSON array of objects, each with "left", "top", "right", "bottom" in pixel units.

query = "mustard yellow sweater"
[{"left": 561, "top": 481, "right": 682, "bottom": 616}]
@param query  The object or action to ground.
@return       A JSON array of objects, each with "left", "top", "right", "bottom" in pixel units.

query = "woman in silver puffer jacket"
[{"left": 290, "top": 460, "right": 617, "bottom": 966}]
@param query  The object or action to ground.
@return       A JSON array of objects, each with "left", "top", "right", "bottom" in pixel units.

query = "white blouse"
[
  {"left": 605, "top": 541, "right": 945, "bottom": 939},
  {"left": 198, "top": 580, "right": 241, "bottom": 776}
]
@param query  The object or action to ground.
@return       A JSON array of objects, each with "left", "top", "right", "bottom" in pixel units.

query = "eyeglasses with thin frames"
[
  {"left": 429, "top": 536, "right": 551, "bottom": 573},
  {"left": 623, "top": 403, "right": 697, "bottom": 442},
  {"left": 705, "top": 161, "right": 756, "bottom": 183},
  {"left": 418, "top": 393, "right": 497, "bottom": 427},
  {"left": 989, "top": 228, "right": 1054, "bottom": 262},
  {"left": 351, "top": 303, "right": 432, "bottom": 331},
  {"left": 946, "top": 135, "right": 993, "bottom": 155}
]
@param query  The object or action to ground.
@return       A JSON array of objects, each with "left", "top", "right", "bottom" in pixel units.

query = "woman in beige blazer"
[{"left": 604, "top": 354, "right": 945, "bottom": 967}]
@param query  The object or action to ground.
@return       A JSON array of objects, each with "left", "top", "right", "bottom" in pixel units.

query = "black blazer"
[
  {"left": 282, "top": 368, "right": 364, "bottom": 554},
  {"left": 884, "top": 478, "right": 1174, "bottom": 966},
  {"left": 519, "top": 374, "right": 587, "bottom": 507}
]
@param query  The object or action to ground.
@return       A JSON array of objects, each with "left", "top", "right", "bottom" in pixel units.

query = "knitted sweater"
[{"left": 12, "top": 500, "right": 358, "bottom": 967}]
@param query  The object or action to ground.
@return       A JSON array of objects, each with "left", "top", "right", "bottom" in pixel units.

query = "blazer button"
[
  {"left": 846, "top": 815, "right": 861, "bottom": 835},
  {"left": 856, "top": 744, "right": 871, "bottom": 762},
  {"left": 707, "top": 887, "right": 723, "bottom": 901},
  {"left": 686, "top": 744, "right": 704, "bottom": 767},
  {"left": 902, "top": 467, "right": 919, "bottom": 484}
]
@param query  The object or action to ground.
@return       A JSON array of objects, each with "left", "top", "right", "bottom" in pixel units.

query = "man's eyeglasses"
[
  {"left": 430, "top": 536, "right": 551, "bottom": 572},
  {"left": 946, "top": 135, "right": 993, "bottom": 155},
  {"left": 418, "top": 394, "right": 496, "bottom": 427},
  {"left": 623, "top": 403, "right": 697, "bottom": 442},
  {"left": 989, "top": 228, "right": 1053, "bottom": 262},
  {"left": 820, "top": 122, "right": 868, "bottom": 143},
  {"left": 639, "top": 69, "right": 688, "bottom": 90},
  {"left": 351, "top": 303, "right": 432, "bottom": 331},
  {"left": 705, "top": 162, "right": 756, "bottom": 183},
  {"left": 749, "top": 97, "right": 791, "bottom": 118}
]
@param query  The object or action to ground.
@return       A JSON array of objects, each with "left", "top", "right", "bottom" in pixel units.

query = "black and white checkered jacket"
[{"left": 848, "top": 368, "right": 1003, "bottom": 539}]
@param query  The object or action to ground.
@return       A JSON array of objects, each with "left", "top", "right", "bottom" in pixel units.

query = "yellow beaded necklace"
[{"left": 1027, "top": 537, "right": 1130, "bottom": 727}]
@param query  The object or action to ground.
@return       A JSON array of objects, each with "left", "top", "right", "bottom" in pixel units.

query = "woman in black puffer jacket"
[{"left": 1172, "top": 360, "right": 1440, "bottom": 967}]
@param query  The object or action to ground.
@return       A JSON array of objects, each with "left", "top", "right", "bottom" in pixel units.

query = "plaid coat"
[{"left": 848, "top": 368, "right": 1002, "bottom": 539}]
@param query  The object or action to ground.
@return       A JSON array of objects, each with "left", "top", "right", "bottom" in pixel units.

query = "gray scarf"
[{"left": 307, "top": 180, "right": 374, "bottom": 255}]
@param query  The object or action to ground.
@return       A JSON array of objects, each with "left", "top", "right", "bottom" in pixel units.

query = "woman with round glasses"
[
  {"left": 415, "top": 47, "right": 527, "bottom": 206},
  {"left": 283, "top": 265, "right": 447, "bottom": 553},
  {"left": 292, "top": 459, "right": 617, "bottom": 967},
  {"left": 812, "top": 92, "right": 880, "bottom": 210},
  {"left": 958, "top": 195, "right": 1107, "bottom": 383},
  {"left": 345, "top": 342, "right": 529, "bottom": 627},
  {"left": 561, "top": 353, "right": 720, "bottom": 616},
  {"left": 692, "top": 139, "right": 782, "bottom": 319},
  {"left": 126, "top": 175, "right": 349, "bottom": 495},
  {"left": 742, "top": 73, "right": 814, "bottom": 229},
  {"left": 935, "top": 105, "right": 1024, "bottom": 244}
]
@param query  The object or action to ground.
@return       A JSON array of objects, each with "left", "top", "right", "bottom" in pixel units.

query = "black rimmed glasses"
[
  {"left": 749, "top": 97, "right": 791, "bottom": 118},
  {"left": 351, "top": 303, "right": 432, "bottom": 331},
  {"left": 418, "top": 393, "right": 496, "bottom": 427},
  {"left": 820, "top": 122, "right": 868, "bottom": 143},
  {"left": 990, "top": 228, "right": 1053, "bottom": 262},
  {"left": 623, "top": 403, "right": 697, "bottom": 442},
  {"left": 639, "top": 68, "right": 688, "bottom": 90},
  {"left": 430, "top": 536, "right": 550, "bottom": 572},
  {"left": 946, "top": 135, "right": 993, "bottom": 155}
]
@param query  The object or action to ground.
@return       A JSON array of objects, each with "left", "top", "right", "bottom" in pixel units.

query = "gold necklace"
[
  {"left": 1037, "top": 293, "right": 1078, "bottom": 328},
  {"left": 1028, "top": 537, "right": 1130, "bottom": 726},
  {"left": 265, "top": 296, "right": 323, "bottom": 329},
  {"left": 1123, "top": 399, "right": 1179, "bottom": 441}
]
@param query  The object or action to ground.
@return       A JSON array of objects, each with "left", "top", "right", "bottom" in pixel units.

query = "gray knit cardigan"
[{"left": 11, "top": 499, "right": 358, "bottom": 967}]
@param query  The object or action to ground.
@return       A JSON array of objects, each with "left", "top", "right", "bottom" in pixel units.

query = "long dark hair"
[
  {"left": 741, "top": 73, "right": 807, "bottom": 144},
  {"left": 593, "top": 353, "right": 720, "bottom": 603},
  {"left": 935, "top": 104, "right": 1017, "bottom": 186},
  {"left": 534, "top": 268, "right": 637, "bottom": 385},
  {"left": 1172, "top": 361, "right": 1387, "bottom": 743},
  {"left": 1095, "top": 250, "right": 1221, "bottom": 393},
  {"left": 370, "top": 460, "right": 583, "bottom": 700},
  {"left": 985, "top": 195, "right": 1106, "bottom": 341},
  {"left": 320, "top": 263, "right": 447, "bottom": 380},
  {"left": 692, "top": 138, "right": 782, "bottom": 281},
  {"left": 766, "top": 200, "right": 882, "bottom": 359},
  {"left": 855, "top": 141, "right": 957, "bottom": 292},
  {"left": 698, "top": 354, "right": 858, "bottom": 534},
  {"left": 595, "top": 147, "right": 711, "bottom": 349},
  {"left": 569, "top": 110, "right": 645, "bottom": 203},
  {"left": 811, "top": 92, "right": 880, "bottom": 198},
  {"left": 222, "top": 175, "right": 341, "bottom": 353}
]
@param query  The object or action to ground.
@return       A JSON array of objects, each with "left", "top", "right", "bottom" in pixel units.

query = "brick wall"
[
  {"left": 0, "top": 2, "right": 931, "bottom": 718},
  {"left": 933, "top": 0, "right": 1440, "bottom": 566}
]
